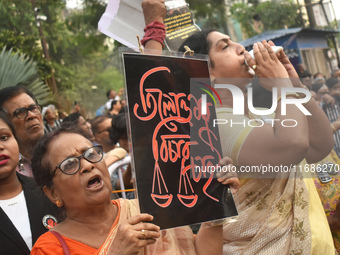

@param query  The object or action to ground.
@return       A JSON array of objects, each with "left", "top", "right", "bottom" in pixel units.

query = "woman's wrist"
[
  {"left": 331, "top": 121, "right": 340, "bottom": 132},
  {"left": 141, "top": 21, "right": 166, "bottom": 49}
]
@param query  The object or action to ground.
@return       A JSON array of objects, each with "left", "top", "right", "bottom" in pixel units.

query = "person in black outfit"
[{"left": 0, "top": 111, "right": 60, "bottom": 255}]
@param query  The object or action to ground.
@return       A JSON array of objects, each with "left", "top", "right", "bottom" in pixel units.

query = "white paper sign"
[{"left": 98, "top": 0, "right": 145, "bottom": 49}]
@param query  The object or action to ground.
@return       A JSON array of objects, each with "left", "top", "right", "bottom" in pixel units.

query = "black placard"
[{"left": 122, "top": 52, "right": 238, "bottom": 229}]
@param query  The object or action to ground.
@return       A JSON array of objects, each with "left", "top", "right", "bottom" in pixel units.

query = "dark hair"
[
  {"left": 178, "top": 28, "right": 216, "bottom": 56},
  {"left": 31, "top": 127, "right": 86, "bottom": 188},
  {"left": 0, "top": 110, "right": 16, "bottom": 137},
  {"left": 178, "top": 28, "right": 217, "bottom": 67},
  {"left": 91, "top": 115, "right": 111, "bottom": 134},
  {"left": 61, "top": 112, "right": 81, "bottom": 126},
  {"left": 326, "top": 78, "right": 340, "bottom": 90},
  {"left": 299, "top": 72, "right": 312, "bottom": 80},
  {"left": 311, "top": 82, "right": 323, "bottom": 93},
  {"left": 106, "top": 89, "right": 116, "bottom": 99},
  {"left": 110, "top": 100, "right": 119, "bottom": 111},
  {"left": 109, "top": 113, "right": 127, "bottom": 144},
  {"left": 313, "top": 72, "right": 326, "bottom": 79},
  {"left": 0, "top": 86, "right": 38, "bottom": 112}
]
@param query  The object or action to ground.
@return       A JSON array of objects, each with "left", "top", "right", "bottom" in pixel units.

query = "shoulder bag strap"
[{"left": 50, "top": 231, "right": 70, "bottom": 255}]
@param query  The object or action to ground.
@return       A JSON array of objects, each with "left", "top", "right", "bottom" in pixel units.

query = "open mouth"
[
  {"left": 87, "top": 176, "right": 103, "bottom": 189},
  {"left": 0, "top": 155, "right": 9, "bottom": 165}
]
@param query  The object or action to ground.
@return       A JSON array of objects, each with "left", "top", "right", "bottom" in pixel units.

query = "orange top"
[
  {"left": 32, "top": 199, "right": 196, "bottom": 255},
  {"left": 31, "top": 200, "right": 120, "bottom": 255}
]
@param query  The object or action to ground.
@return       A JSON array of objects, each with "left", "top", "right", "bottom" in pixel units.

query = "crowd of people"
[{"left": 1, "top": 0, "right": 340, "bottom": 254}]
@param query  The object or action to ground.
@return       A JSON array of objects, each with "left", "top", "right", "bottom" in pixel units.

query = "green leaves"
[
  {"left": 0, "top": 47, "right": 51, "bottom": 105},
  {"left": 230, "top": 0, "right": 304, "bottom": 37}
]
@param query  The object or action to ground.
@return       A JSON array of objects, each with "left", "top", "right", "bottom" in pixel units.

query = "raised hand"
[
  {"left": 142, "top": 0, "right": 167, "bottom": 26},
  {"left": 265, "top": 40, "right": 306, "bottom": 90},
  {"left": 244, "top": 42, "right": 292, "bottom": 91}
]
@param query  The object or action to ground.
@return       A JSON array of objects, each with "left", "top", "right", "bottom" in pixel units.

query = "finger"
[
  {"left": 253, "top": 43, "right": 264, "bottom": 63},
  {"left": 222, "top": 178, "right": 240, "bottom": 189},
  {"left": 257, "top": 42, "right": 271, "bottom": 61},
  {"left": 216, "top": 169, "right": 237, "bottom": 179},
  {"left": 137, "top": 222, "right": 160, "bottom": 232},
  {"left": 244, "top": 51, "right": 256, "bottom": 70},
  {"left": 219, "top": 157, "right": 233, "bottom": 166},
  {"left": 127, "top": 213, "right": 154, "bottom": 225},
  {"left": 262, "top": 41, "right": 277, "bottom": 61},
  {"left": 218, "top": 175, "right": 238, "bottom": 184},
  {"left": 137, "top": 238, "right": 158, "bottom": 247},
  {"left": 261, "top": 39, "right": 268, "bottom": 45},
  {"left": 138, "top": 229, "right": 161, "bottom": 240},
  {"left": 267, "top": 40, "right": 283, "bottom": 59},
  {"left": 267, "top": 40, "right": 275, "bottom": 46}
]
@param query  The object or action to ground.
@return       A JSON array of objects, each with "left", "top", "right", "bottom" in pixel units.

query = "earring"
[{"left": 56, "top": 200, "right": 62, "bottom": 207}]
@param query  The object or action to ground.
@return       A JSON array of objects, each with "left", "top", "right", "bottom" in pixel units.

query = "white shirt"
[{"left": 0, "top": 191, "right": 32, "bottom": 250}]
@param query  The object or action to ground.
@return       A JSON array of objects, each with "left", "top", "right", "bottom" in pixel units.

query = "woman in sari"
[
  {"left": 140, "top": 0, "right": 335, "bottom": 254},
  {"left": 30, "top": 128, "right": 238, "bottom": 255}
]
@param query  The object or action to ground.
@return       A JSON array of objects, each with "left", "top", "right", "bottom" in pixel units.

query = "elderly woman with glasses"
[{"left": 30, "top": 128, "right": 239, "bottom": 255}]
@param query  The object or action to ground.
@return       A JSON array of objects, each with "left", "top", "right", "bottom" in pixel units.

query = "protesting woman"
[
  {"left": 30, "top": 128, "right": 239, "bottom": 254},
  {"left": 140, "top": 0, "right": 335, "bottom": 254}
]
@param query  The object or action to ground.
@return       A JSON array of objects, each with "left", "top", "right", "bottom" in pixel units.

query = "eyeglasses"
[
  {"left": 11, "top": 104, "right": 42, "bottom": 119},
  {"left": 52, "top": 145, "right": 103, "bottom": 176}
]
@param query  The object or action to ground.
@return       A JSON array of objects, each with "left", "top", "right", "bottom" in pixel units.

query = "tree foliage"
[
  {"left": 0, "top": 0, "right": 124, "bottom": 116},
  {"left": 230, "top": 0, "right": 304, "bottom": 37},
  {"left": 0, "top": 47, "right": 51, "bottom": 105},
  {"left": 186, "top": 0, "right": 304, "bottom": 38},
  {"left": 186, "top": 0, "right": 228, "bottom": 32},
  {"left": 0, "top": 30, "right": 52, "bottom": 80},
  {"left": 0, "top": 0, "right": 37, "bottom": 36}
]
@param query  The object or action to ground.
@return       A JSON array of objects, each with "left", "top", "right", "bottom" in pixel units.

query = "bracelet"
[
  {"left": 331, "top": 124, "right": 337, "bottom": 132},
  {"left": 277, "top": 92, "right": 312, "bottom": 106},
  {"left": 331, "top": 122, "right": 340, "bottom": 132},
  {"left": 302, "top": 94, "right": 312, "bottom": 106},
  {"left": 300, "top": 85, "right": 309, "bottom": 91},
  {"left": 299, "top": 85, "right": 312, "bottom": 106},
  {"left": 277, "top": 93, "right": 301, "bottom": 103},
  {"left": 141, "top": 21, "right": 166, "bottom": 49},
  {"left": 205, "top": 219, "right": 227, "bottom": 227}
]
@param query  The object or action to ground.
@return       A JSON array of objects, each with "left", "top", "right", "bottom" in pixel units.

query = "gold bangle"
[
  {"left": 206, "top": 219, "right": 227, "bottom": 226},
  {"left": 298, "top": 85, "right": 312, "bottom": 106},
  {"left": 301, "top": 85, "right": 309, "bottom": 90},
  {"left": 331, "top": 124, "right": 337, "bottom": 132},
  {"left": 302, "top": 95, "right": 312, "bottom": 106},
  {"left": 277, "top": 93, "right": 301, "bottom": 103}
]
